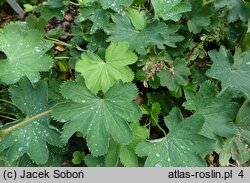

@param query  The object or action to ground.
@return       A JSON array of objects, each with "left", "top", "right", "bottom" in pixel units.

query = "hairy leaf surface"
[
  {"left": 136, "top": 108, "right": 215, "bottom": 167},
  {"left": 207, "top": 46, "right": 250, "bottom": 99},
  {"left": 100, "top": 0, "right": 133, "bottom": 12},
  {"left": 51, "top": 77, "right": 141, "bottom": 156},
  {"left": 105, "top": 123, "right": 149, "bottom": 167},
  {"left": 215, "top": 0, "right": 250, "bottom": 22},
  {"left": 187, "top": 0, "right": 214, "bottom": 34},
  {"left": 220, "top": 100, "right": 250, "bottom": 165},
  {"left": 0, "top": 78, "right": 63, "bottom": 164},
  {"left": 152, "top": 0, "right": 191, "bottom": 21},
  {"left": 76, "top": 42, "right": 137, "bottom": 94},
  {"left": 158, "top": 59, "right": 191, "bottom": 91},
  {"left": 0, "top": 23, "right": 53, "bottom": 84},
  {"left": 183, "top": 81, "right": 238, "bottom": 139},
  {"left": 104, "top": 14, "right": 184, "bottom": 53}
]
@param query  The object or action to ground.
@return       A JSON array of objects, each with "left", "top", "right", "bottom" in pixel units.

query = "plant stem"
[
  {"left": 0, "top": 111, "right": 17, "bottom": 117},
  {"left": 203, "top": 0, "right": 214, "bottom": 5},
  {"left": 155, "top": 123, "right": 167, "bottom": 137},
  {"left": 0, "top": 88, "right": 8, "bottom": 94},
  {"left": 0, "top": 99, "right": 15, "bottom": 106},
  {"left": 69, "top": 1, "right": 80, "bottom": 6},
  {"left": 45, "top": 37, "right": 72, "bottom": 47},
  {"left": 55, "top": 56, "right": 71, "bottom": 59},
  {"left": 0, "top": 110, "right": 51, "bottom": 137},
  {"left": 0, "top": 115, "right": 16, "bottom": 121}
]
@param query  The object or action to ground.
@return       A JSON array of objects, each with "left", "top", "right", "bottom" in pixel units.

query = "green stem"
[
  {"left": 0, "top": 110, "right": 51, "bottom": 137},
  {"left": 45, "top": 37, "right": 72, "bottom": 47},
  {"left": 203, "top": 0, "right": 214, "bottom": 5},
  {"left": 0, "top": 88, "right": 8, "bottom": 94},
  {"left": 76, "top": 45, "right": 86, "bottom": 51},
  {"left": 155, "top": 122, "right": 167, "bottom": 137},
  {"left": 0, "top": 115, "right": 16, "bottom": 121},
  {"left": 0, "top": 99, "right": 15, "bottom": 106},
  {"left": 0, "top": 111, "right": 17, "bottom": 117},
  {"left": 55, "top": 56, "right": 71, "bottom": 59},
  {"left": 69, "top": 1, "right": 80, "bottom": 6}
]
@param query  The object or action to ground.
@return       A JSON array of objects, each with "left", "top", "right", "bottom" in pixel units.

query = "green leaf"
[
  {"left": 25, "top": 15, "right": 46, "bottom": 34},
  {"left": 206, "top": 46, "right": 250, "bottom": 99},
  {"left": 119, "top": 145, "right": 138, "bottom": 167},
  {"left": 150, "top": 103, "right": 161, "bottom": 126},
  {"left": 2, "top": 146, "right": 65, "bottom": 167},
  {"left": 158, "top": 59, "right": 191, "bottom": 91},
  {"left": 147, "top": 91, "right": 174, "bottom": 115},
  {"left": 89, "top": 8, "right": 109, "bottom": 34},
  {"left": 76, "top": 42, "right": 137, "bottom": 94},
  {"left": 236, "top": 100, "right": 250, "bottom": 145},
  {"left": 183, "top": 81, "right": 238, "bottom": 139},
  {"left": 220, "top": 100, "right": 250, "bottom": 166},
  {"left": 136, "top": 108, "right": 215, "bottom": 167},
  {"left": 152, "top": 0, "right": 191, "bottom": 21},
  {"left": 127, "top": 8, "right": 146, "bottom": 31},
  {"left": 119, "top": 123, "right": 149, "bottom": 167},
  {"left": 105, "top": 139, "right": 119, "bottom": 166},
  {"left": 105, "top": 123, "right": 149, "bottom": 167},
  {"left": 0, "top": 78, "right": 63, "bottom": 164},
  {"left": 72, "top": 151, "right": 85, "bottom": 165},
  {"left": 0, "top": 23, "right": 53, "bottom": 84},
  {"left": 215, "top": 0, "right": 250, "bottom": 22},
  {"left": 51, "top": 77, "right": 141, "bottom": 156},
  {"left": 34, "top": 4, "right": 66, "bottom": 20},
  {"left": 104, "top": 14, "right": 184, "bottom": 53},
  {"left": 46, "top": 0, "right": 65, "bottom": 8},
  {"left": 187, "top": 0, "right": 214, "bottom": 34},
  {"left": 219, "top": 137, "right": 250, "bottom": 166},
  {"left": 100, "top": 0, "right": 133, "bottom": 12},
  {"left": 84, "top": 154, "right": 105, "bottom": 167},
  {"left": 77, "top": 7, "right": 109, "bottom": 34},
  {"left": 140, "top": 103, "right": 161, "bottom": 126}
]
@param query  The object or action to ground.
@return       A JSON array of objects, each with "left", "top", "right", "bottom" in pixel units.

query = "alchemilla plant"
[{"left": 0, "top": 0, "right": 250, "bottom": 167}]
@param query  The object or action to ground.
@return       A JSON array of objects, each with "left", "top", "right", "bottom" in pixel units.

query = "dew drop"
[
  {"left": 18, "top": 147, "right": 23, "bottom": 152},
  {"left": 82, "top": 100, "right": 86, "bottom": 103},
  {"left": 90, "top": 107, "right": 94, "bottom": 110},
  {"left": 34, "top": 46, "right": 41, "bottom": 52},
  {"left": 155, "top": 163, "right": 162, "bottom": 167},
  {"left": 156, "top": 153, "right": 160, "bottom": 157},
  {"left": 246, "top": 62, "right": 250, "bottom": 65},
  {"left": 167, "top": 157, "right": 170, "bottom": 162}
]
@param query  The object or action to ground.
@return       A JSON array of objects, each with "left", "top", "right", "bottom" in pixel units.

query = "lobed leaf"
[
  {"left": 0, "top": 22, "right": 53, "bottom": 84},
  {"left": 158, "top": 58, "right": 191, "bottom": 91},
  {"left": 104, "top": 14, "right": 184, "bottom": 53},
  {"left": 183, "top": 81, "right": 238, "bottom": 139},
  {"left": 136, "top": 108, "right": 215, "bottom": 167},
  {"left": 51, "top": 77, "right": 141, "bottom": 156},
  {"left": 76, "top": 42, "right": 137, "bottom": 94},
  {"left": 0, "top": 78, "right": 63, "bottom": 164},
  {"left": 206, "top": 46, "right": 250, "bottom": 99},
  {"left": 152, "top": 0, "right": 191, "bottom": 21}
]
